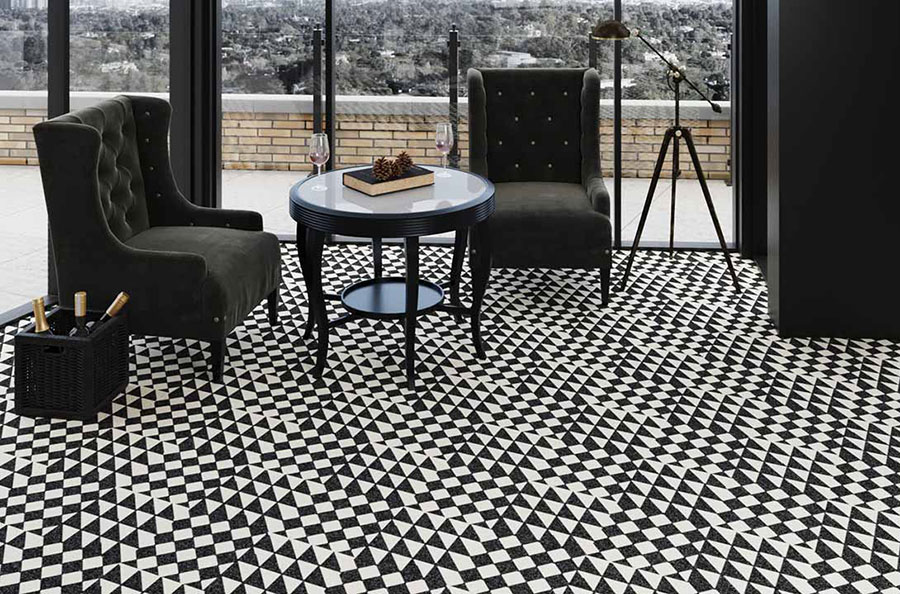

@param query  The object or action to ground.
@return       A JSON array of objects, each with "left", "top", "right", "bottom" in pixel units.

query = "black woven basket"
[{"left": 14, "top": 308, "right": 130, "bottom": 420}]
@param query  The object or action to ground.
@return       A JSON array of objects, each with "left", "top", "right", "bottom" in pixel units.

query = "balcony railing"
[{"left": 0, "top": 90, "right": 730, "bottom": 180}]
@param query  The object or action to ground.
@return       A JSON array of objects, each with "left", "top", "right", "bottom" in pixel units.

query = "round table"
[{"left": 289, "top": 166, "right": 495, "bottom": 389}]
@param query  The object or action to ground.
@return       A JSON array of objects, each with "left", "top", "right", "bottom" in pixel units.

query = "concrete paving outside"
[{"left": 0, "top": 166, "right": 733, "bottom": 314}]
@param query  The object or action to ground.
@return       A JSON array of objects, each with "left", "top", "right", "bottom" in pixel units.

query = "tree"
[{"left": 22, "top": 34, "right": 44, "bottom": 68}]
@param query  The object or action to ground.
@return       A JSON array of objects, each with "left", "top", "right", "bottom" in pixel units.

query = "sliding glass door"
[
  {"left": 0, "top": 3, "right": 47, "bottom": 313},
  {"left": 219, "top": 0, "right": 322, "bottom": 236},
  {"left": 618, "top": 0, "right": 734, "bottom": 248}
]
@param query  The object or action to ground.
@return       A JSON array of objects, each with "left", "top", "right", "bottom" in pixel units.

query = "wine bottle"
[
  {"left": 68, "top": 291, "right": 89, "bottom": 337},
  {"left": 88, "top": 292, "right": 129, "bottom": 334},
  {"left": 32, "top": 297, "right": 53, "bottom": 335}
]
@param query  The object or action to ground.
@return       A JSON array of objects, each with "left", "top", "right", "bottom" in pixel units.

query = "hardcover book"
[{"left": 342, "top": 165, "right": 435, "bottom": 196}]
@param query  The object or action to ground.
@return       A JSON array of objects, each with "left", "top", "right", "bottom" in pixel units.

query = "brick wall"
[
  {"left": 3, "top": 104, "right": 730, "bottom": 181},
  {"left": 601, "top": 118, "right": 731, "bottom": 180},
  {"left": 222, "top": 112, "right": 471, "bottom": 172},
  {"left": 0, "top": 108, "right": 43, "bottom": 165}
]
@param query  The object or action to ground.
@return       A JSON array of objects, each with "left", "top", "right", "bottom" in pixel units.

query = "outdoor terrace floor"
[{"left": 0, "top": 166, "right": 733, "bottom": 314}]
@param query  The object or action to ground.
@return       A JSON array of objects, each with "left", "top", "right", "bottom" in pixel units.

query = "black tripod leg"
[
  {"left": 682, "top": 129, "right": 741, "bottom": 290},
  {"left": 618, "top": 128, "right": 675, "bottom": 291},
  {"left": 669, "top": 131, "right": 679, "bottom": 257}
]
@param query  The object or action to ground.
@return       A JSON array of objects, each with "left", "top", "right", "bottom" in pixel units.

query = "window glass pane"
[
  {"left": 220, "top": 0, "right": 324, "bottom": 235},
  {"left": 0, "top": 3, "right": 47, "bottom": 312},
  {"left": 620, "top": 0, "right": 733, "bottom": 247},
  {"left": 69, "top": 1, "right": 169, "bottom": 94}
]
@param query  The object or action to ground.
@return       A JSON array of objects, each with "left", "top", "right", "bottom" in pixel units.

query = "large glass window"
[
  {"left": 0, "top": 3, "right": 47, "bottom": 312},
  {"left": 620, "top": 0, "right": 733, "bottom": 247},
  {"left": 220, "top": 0, "right": 323, "bottom": 235},
  {"left": 69, "top": 0, "right": 169, "bottom": 94}
]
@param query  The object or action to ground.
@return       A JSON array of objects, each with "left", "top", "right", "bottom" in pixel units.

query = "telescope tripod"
[{"left": 618, "top": 70, "right": 740, "bottom": 292}]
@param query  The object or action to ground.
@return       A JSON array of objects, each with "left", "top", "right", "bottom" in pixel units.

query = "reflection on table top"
[{"left": 291, "top": 166, "right": 493, "bottom": 218}]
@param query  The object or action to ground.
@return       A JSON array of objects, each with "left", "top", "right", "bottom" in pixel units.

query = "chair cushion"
[
  {"left": 489, "top": 182, "right": 611, "bottom": 269},
  {"left": 126, "top": 226, "right": 281, "bottom": 335}
]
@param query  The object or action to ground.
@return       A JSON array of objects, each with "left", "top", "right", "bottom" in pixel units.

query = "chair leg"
[
  {"left": 600, "top": 266, "right": 611, "bottom": 307},
  {"left": 267, "top": 288, "right": 279, "bottom": 326},
  {"left": 210, "top": 339, "right": 225, "bottom": 382}
]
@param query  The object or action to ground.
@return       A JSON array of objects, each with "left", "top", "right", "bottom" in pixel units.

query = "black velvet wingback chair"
[
  {"left": 467, "top": 68, "right": 612, "bottom": 304},
  {"left": 33, "top": 95, "right": 282, "bottom": 381}
]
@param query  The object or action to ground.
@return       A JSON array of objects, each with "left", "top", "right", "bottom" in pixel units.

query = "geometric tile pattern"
[{"left": 2, "top": 244, "right": 900, "bottom": 594}]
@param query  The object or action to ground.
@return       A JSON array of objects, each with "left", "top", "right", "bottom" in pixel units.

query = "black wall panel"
[{"left": 767, "top": 0, "right": 900, "bottom": 338}]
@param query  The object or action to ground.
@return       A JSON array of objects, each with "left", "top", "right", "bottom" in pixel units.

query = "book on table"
[{"left": 342, "top": 165, "right": 435, "bottom": 196}]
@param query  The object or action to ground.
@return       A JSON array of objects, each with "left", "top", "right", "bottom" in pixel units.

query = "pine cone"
[
  {"left": 394, "top": 151, "right": 414, "bottom": 175},
  {"left": 373, "top": 157, "right": 393, "bottom": 181},
  {"left": 389, "top": 159, "right": 406, "bottom": 179}
]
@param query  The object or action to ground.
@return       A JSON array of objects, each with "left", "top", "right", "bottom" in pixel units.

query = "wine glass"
[
  {"left": 309, "top": 132, "right": 330, "bottom": 191},
  {"left": 434, "top": 122, "right": 453, "bottom": 178}
]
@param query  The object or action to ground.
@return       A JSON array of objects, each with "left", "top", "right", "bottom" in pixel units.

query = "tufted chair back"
[
  {"left": 51, "top": 96, "right": 150, "bottom": 242},
  {"left": 468, "top": 68, "right": 601, "bottom": 186}
]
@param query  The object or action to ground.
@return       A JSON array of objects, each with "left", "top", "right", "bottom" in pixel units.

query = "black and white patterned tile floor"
[{"left": 2, "top": 244, "right": 900, "bottom": 594}]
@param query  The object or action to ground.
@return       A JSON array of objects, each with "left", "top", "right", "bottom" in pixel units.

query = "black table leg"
[
  {"left": 469, "top": 221, "right": 492, "bottom": 359},
  {"left": 296, "top": 222, "right": 316, "bottom": 340},
  {"left": 372, "top": 237, "right": 383, "bottom": 280},
  {"left": 305, "top": 229, "right": 328, "bottom": 377},
  {"left": 449, "top": 228, "right": 468, "bottom": 321},
  {"left": 405, "top": 236, "right": 419, "bottom": 390}
]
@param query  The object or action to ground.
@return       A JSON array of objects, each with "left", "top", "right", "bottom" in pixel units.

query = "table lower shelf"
[{"left": 341, "top": 277, "right": 444, "bottom": 319}]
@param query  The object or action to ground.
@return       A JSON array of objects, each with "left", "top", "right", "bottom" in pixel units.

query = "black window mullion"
[
  {"left": 170, "top": 1, "right": 222, "bottom": 208},
  {"left": 613, "top": 0, "right": 622, "bottom": 249},
  {"left": 47, "top": 0, "right": 69, "bottom": 298},
  {"left": 324, "top": 0, "right": 336, "bottom": 171}
]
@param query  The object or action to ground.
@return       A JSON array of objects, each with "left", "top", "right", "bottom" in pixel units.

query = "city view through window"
[{"left": 2, "top": 0, "right": 731, "bottom": 99}]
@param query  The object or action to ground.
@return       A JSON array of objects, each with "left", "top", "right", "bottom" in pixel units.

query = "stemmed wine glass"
[
  {"left": 308, "top": 132, "right": 330, "bottom": 191},
  {"left": 434, "top": 122, "right": 453, "bottom": 178}
]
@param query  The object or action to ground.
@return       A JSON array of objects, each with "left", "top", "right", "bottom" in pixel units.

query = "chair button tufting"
[
  {"left": 514, "top": 116, "right": 519, "bottom": 122},
  {"left": 530, "top": 90, "right": 535, "bottom": 96},
  {"left": 155, "top": 192, "right": 161, "bottom": 198},
  {"left": 225, "top": 223, "right": 231, "bottom": 228},
  {"left": 514, "top": 163, "right": 519, "bottom": 168},
  {"left": 548, "top": 163, "right": 553, "bottom": 168},
  {"left": 144, "top": 111, "right": 151, "bottom": 117},
  {"left": 214, "top": 317, "right": 220, "bottom": 323},
  {"left": 547, "top": 116, "right": 552, "bottom": 122},
  {"left": 189, "top": 221, "right": 195, "bottom": 226},
  {"left": 149, "top": 165, "right": 155, "bottom": 171},
  {"left": 498, "top": 140, "right": 503, "bottom": 146},
  {"left": 497, "top": 90, "right": 502, "bottom": 96},
  {"left": 563, "top": 90, "right": 568, "bottom": 96},
  {"left": 144, "top": 138, "right": 150, "bottom": 143},
  {"left": 564, "top": 140, "right": 568, "bottom": 145},
  {"left": 530, "top": 140, "right": 535, "bottom": 145}
]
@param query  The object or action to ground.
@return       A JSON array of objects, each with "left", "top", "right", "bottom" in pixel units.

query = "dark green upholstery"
[
  {"left": 467, "top": 68, "right": 612, "bottom": 297},
  {"left": 33, "top": 96, "right": 281, "bottom": 352}
]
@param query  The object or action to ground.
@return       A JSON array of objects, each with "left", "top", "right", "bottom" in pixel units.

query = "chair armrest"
[
  {"left": 585, "top": 175, "right": 610, "bottom": 216},
  {"left": 116, "top": 244, "right": 208, "bottom": 287},
  {"left": 179, "top": 202, "right": 264, "bottom": 231},
  {"left": 106, "top": 245, "right": 209, "bottom": 315}
]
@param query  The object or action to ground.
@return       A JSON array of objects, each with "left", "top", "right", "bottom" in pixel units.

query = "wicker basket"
[{"left": 14, "top": 308, "right": 130, "bottom": 420}]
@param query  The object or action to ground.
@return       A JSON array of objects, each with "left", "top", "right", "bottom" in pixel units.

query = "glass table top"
[{"left": 291, "top": 166, "right": 493, "bottom": 219}]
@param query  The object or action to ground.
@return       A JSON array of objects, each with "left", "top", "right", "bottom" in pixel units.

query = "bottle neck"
[{"left": 32, "top": 298, "right": 50, "bottom": 333}]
